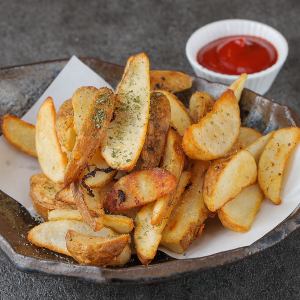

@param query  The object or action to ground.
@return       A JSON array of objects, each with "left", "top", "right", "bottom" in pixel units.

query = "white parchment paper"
[{"left": 0, "top": 56, "right": 299, "bottom": 259}]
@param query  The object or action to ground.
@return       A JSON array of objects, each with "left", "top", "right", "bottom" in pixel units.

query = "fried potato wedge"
[
  {"left": 82, "top": 150, "right": 116, "bottom": 188},
  {"left": 30, "top": 174, "right": 74, "bottom": 220},
  {"left": 182, "top": 90, "right": 240, "bottom": 160},
  {"left": 161, "top": 161, "right": 209, "bottom": 253},
  {"left": 229, "top": 73, "right": 247, "bottom": 102},
  {"left": 150, "top": 70, "right": 192, "bottom": 93},
  {"left": 48, "top": 209, "right": 134, "bottom": 234},
  {"left": 36, "top": 97, "right": 68, "bottom": 182},
  {"left": 1, "top": 114, "right": 37, "bottom": 157},
  {"left": 55, "top": 186, "right": 75, "bottom": 205},
  {"left": 189, "top": 91, "right": 214, "bottom": 123},
  {"left": 258, "top": 127, "right": 300, "bottom": 204},
  {"left": 157, "top": 90, "right": 192, "bottom": 136},
  {"left": 64, "top": 88, "right": 115, "bottom": 186},
  {"left": 246, "top": 132, "right": 274, "bottom": 163},
  {"left": 204, "top": 150, "right": 257, "bottom": 212},
  {"left": 238, "top": 127, "right": 262, "bottom": 149},
  {"left": 151, "top": 129, "right": 185, "bottom": 225},
  {"left": 56, "top": 99, "right": 76, "bottom": 154},
  {"left": 72, "top": 86, "right": 99, "bottom": 134},
  {"left": 66, "top": 230, "right": 130, "bottom": 266},
  {"left": 28, "top": 220, "right": 131, "bottom": 266},
  {"left": 218, "top": 184, "right": 263, "bottom": 232},
  {"left": 102, "top": 53, "right": 150, "bottom": 171},
  {"left": 135, "top": 91, "right": 171, "bottom": 170},
  {"left": 106, "top": 168, "right": 177, "bottom": 212}
]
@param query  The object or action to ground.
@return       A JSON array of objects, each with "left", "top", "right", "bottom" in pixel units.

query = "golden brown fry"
[
  {"left": 229, "top": 73, "right": 247, "bottom": 102},
  {"left": 64, "top": 88, "right": 115, "bottom": 186},
  {"left": 105, "top": 168, "right": 177, "bottom": 212},
  {"left": 150, "top": 70, "right": 192, "bottom": 93},
  {"left": 203, "top": 150, "right": 257, "bottom": 212},
  {"left": 258, "top": 127, "right": 300, "bottom": 204},
  {"left": 238, "top": 127, "right": 262, "bottom": 149},
  {"left": 56, "top": 99, "right": 76, "bottom": 154},
  {"left": 183, "top": 90, "right": 240, "bottom": 160},
  {"left": 66, "top": 230, "right": 130, "bottom": 266},
  {"left": 36, "top": 97, "right": 68, "bottom": 182},
  {"left": 189, "top": 91, "right": 214, "bottom": 123},
  {"left": 1, "top": 114, "right": 37, "bottom": 157},
  {"left": 135, "top": 91, "right": 171, "bottom": 170}
]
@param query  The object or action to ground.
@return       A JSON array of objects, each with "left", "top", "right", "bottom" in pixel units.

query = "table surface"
[{"left": 0, "top": 0, "right": 299, "bottom": 299}]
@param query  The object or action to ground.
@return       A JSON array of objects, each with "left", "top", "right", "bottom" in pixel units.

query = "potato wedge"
[
  {"left": 30, "top": 174, "right": 74, "bottom": 219},
  {"left": 56, "top": 99, "right": 76, "bottom": 154},
  {"left": 258, "top": 127, "right": 300, "bottom": 204},
  {"left": 183, "top": 90, "right": 240, "bottom": 160},
  {"left": 218, "top": 184, "right": 263, "bottom": 232},
  {"left": 102, "top": 53, "right": 150, "bottom": 171},
  {"left": 246, "top": 132, "right": 274, "bottom": 163},
  {"left": 238, "top": 127, "right": 262, "bottom": 149},
  {"left": 204, "top": 150, "right": 257, "bottom": 212},
  {"left": 157, "top": 90, "right": 192, "bottom": 136},
  {"left": 66, "top": 230, "right": 130, "bottom": 265},
  {"left": 135, "top": 91, "right": 171, "bottom": 170},
  {"left": 48, "top": 209, "right": 134, "bottom": 234},
  {"left": 55, "top": 186, "right": 75, "bottom": 205},
  {"left": 161, "top": 161, "right": 209, "bottom": 253},
  {"left": 1, "top": 114, "right": 37, "bottom": 157},
  {"left": 105, "top": 168, "right": 177, "bottom": 212},
  {"left": 189, "top": 91, "right": 214, "bottom": 123},
  {"left": 151, "top": 129, "right": 185, "bottom": 225},
  {"left": 150, "top": 70, "right": 192, "bottom": 93},
  {"left": 82, "top": 150, "right": 116, "bottom": 188},
  {"left": 72, "top": 86, "right": 99, "bottom": 134},
  {"left": 229, "top": 73, "right": 247, "bottom": 102},
  {"left": 28, "top": 220, "right": 131, "bottom": 266},
  {"left": 36, "top": 97, "right": 68, "bottom": 182},
  {"left": 64, "top": 88, "right": 115, "bottom": 186}
]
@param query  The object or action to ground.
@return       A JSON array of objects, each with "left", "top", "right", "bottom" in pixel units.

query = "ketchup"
[{"left": 197, "top": 35, "right": 277, "bottom": 75}]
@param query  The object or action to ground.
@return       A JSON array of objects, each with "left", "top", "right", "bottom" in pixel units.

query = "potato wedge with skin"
[
  {"left": 218, "top": 184, "right": 263, "bottom": 232},
  {"left": 151, "top": 129, "right": 185, "bottom": 225},
  {"left": 204, "top": 150, "right": 257, "bottom": 212},
  {"left": 36, "top": 97, "right": 68, "bottom": 182},
  {"left": 1, "top": 114, "right": 37, "bottom": 157},
  {"left": 157, "top": 90, "right": 192, "bottom": 136},
  {"left": 105, "top": 168, "right": 177, "bottom": 212},
  {"left": 102, "top": 53, "right": 150, "bottom": 171},
  {"left": 48, "top": 209, "right": 134, "bottom": 234},
  {"left": 183, "top": 90, "right": 241, "bottom": 160},
  {"left": 28, "top": 220, "right": 131, "bottom": 266},
  {"left": 229, "top": 73, "right": 247, "bottom": 102},
  {"left": 56, "top": 99, "right": 76, "bottom": 154},
  {"left": 66, "top": 230, "right": 130, "bottom": 266},
  {"left": 246, "top": 132, "right": 274, "bottom": 163},
  {"left": 135, "top": 91, "right": 171, "bottom": 170},
  {"left": 64, "top": 88, "right": 115, "bottom": 186},
  {"left": 82, "top": 150, "right": 116, "bottom": 188},
  {"left": 150, "top": 70, "right": 192, "bottom": 93},
  {"left": 189, "top": 91, "right": 214, "bottom": 123},
  {"left": 238, "top": 127, "right": 262, "bottom": 149},
  {"left": 258, "top": 127, "right": 300, "bottom": 204},
  {"left": 72, "top": 86, "right": 99, "bottom": 134},
  {"left": 161, "top": 161, "right": 209, "bottom": 253}
]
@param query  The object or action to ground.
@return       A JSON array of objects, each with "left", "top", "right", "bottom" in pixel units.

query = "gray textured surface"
[{"left": 0, "top": 0, "right": 299, "bottom": 299}]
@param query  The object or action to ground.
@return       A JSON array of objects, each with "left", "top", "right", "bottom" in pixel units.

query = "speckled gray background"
[{"left": 0, "top": 0, "right": 299, "bottom": 299}]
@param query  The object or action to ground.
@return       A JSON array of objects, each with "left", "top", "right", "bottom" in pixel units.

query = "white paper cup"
[{"left": 186, "top": 19, "right": 288, "bottom": 94}]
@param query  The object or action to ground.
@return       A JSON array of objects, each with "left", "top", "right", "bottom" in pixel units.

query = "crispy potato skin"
[
  {"left": 135, "top": 91, "right": 171, "bottom": 170},
  {"left": 66, "top": 230, "right": 130, "bottom": 266},
  {"left": 183, "top": 90, "right": 240, "bottom": 160},
  {"left": 105, "top": 168, "right": 177, "bottom": 212},
  {"left": 258, "top": 127, "right": 300, "bottom": 204},
  {"left": 1, "top": 114, "right": 37, "bottom": 157},
  {"left": 64, "top": 88, "right": 115, "bottom": 186},
  {"left": 150, "top": 70, "right": 192, "bottom": 93},
  {"left": 189, "top": 91, "right": 214, "bottom": 123}
]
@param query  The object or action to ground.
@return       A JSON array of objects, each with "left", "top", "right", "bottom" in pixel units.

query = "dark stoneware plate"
[{"left": 0, "top": 58, "right": 299, "bottom": 283}]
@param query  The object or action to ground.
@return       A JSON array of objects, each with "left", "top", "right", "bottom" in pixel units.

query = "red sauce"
[{"left": 197, "top": 35, "right": 278, "bottom": 75}]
